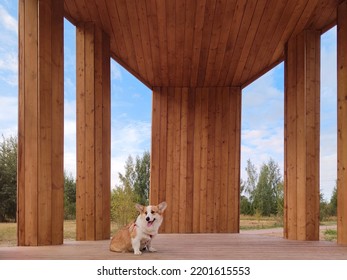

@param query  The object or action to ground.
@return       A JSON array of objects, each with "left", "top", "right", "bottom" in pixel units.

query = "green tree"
[
  {"left": 110, "top": 152, "right": 151, "bottom": 225},
  {"left": 110, "top": 185, "right": 138, "bottom": 226},
  {"left": 117, "top": 152, "right": 150, "bottom": 204},
  {"left": 64, "top": 172, "right": 76, "bottom": 220},
  {"left": 320, "top": 193, "right": 329, "bottom": 221},
  {"left": 329, "top": 184, "right": 337, "bottom": 216},
  {"left": 134, "top": 151, "right": 150, "bottom": 205},
  {"left": 243, "top": 158, "right": 283, "bottom": 216},
  {"left": 0, "top": 135, "right": 17, "bottom": 222}
]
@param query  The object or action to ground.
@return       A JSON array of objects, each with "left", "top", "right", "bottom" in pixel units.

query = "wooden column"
[
  {"left": 284, "top": 30, "right": 320, "bottom": 241},
  {"left": 76, "top": 23, "right": 111, "bottom": 240},
  {"left": 337, "top": 0, "right": 347, "bottom": 245},
  {"left": 18, "top": 0, "right": 64, "bottom": 245},
  {"left": 150, "top": 87, "right": 241, "bottom": 233}
]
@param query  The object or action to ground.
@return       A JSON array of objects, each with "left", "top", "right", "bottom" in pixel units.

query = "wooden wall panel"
[
  {"left": 284, "top": 29, "right": 320, "bottom": 241},
  {"left": 76, "top": 23, "right": 111, "bottom": 241},
  {"left": 150, "top": 87, "right": 241, "bottom": 233},
  {"left": 18, "top": 0, "right": 64, "bottom": 246},
  {"left": 337, "top": 0, "right": 347, "bottom": 245}
]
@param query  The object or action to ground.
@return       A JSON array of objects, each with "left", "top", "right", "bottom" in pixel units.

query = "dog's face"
[{"left": 135, "top": 201, "right": 167, "bottom": 229}]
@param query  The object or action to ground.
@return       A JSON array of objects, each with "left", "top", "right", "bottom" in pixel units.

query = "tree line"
[{"left": 0, "top": 135, "right": 338, "bottom": 223}]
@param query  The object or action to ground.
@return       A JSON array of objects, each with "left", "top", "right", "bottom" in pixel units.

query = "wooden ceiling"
[{"left": 64, "top": 0, "right": 338, "bottom": 89}]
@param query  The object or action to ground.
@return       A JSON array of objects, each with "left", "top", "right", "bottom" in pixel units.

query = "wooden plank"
[
  {"left": 228, "top": 87, "right": 241, "bottom": 232},
  {"left": 84, "top": 23, "right": 96, "bottom": 240},
  {"left": 295, "top": 32, "right": 307, "bottom": 241},
  {"left": 217, "top": 0, "right": 247, "bottom": 85},
  {"left": 102, "top": 32, "right": 111, "bottom": 239},
  {"left": 105, "top": 0, "right": 126, "bottom": 61},
  {"left": 38, "top": 0, "right": 53, "bottom": 245},
  {"left": 166, "top": 0, "right": 176, "bottom": 85},
  {"left": 146, "top": 0, "right": 161, "bottom": 86},
  {"left": 150, "top": 89, "right": 161, "bottom": 205},
  {"left": 210, "top": 0, "right": 237, "bottom": 87},
  {"left": 136, "top": 0, "right": 155, "bottom": 85},
  {"left": 165, "top": 88, "right": 175, "bottom": 232},
  {"left": 174, "top": 0, "right": 186, "bottom": 86},
  {"left": 73, "top": 0, "right": 91, "bottom": 21},
  {"left": 5, "top": 232, "right": 347, "bottom": 260},
  {"left": 76, "top": 24, "right": 86, "bottom": 241},
  {"left": 285, "top": 31, "right": 320, "bottom": 241},
  {"left": 85, "top": 0, "right": 102, "bottom": 26},
  {"left": 269, "top": 0, "right": 308, "bottom": 66},
  {"left": 24, "top": 0, "right": 39, "bottom": 246},
  {"left": 94, "top": 26, "right": 104, "bottom": 240},
  {"left": 51, "top": 0, "right": 64, "bottom": 245},
  {"left": 95, "top": 0, "right": 113, "bottom": 36},
  {"left": 182, "top": 0, "right": 196, "bottom": 86},
  {"left": 205, "top": 88, "right": 215, "bottom": 233},
  {"left": 284, "top": 36, "right": 298, "bottom": 240},
  {"left": 192, "top": 90, "right": 202, "bottom": 232},
  {"left": 158, "top": 88, "right": 168, "bottom": 232},
  {"left": 114, "top": 0, "right": 139, "bottom": 73},
  {"left": 337, "top": 0, "right": 347, "bottom": 245},
  {"left": 231, "top": 0, "right": 268, "bottom": 85},
  {"left": 172, "top": 88, "right": 182, "bottom": 232},
  {"left": 196, "top": 0, "right": 217, "bottom": 86},
  {"left": 190, "top": 0, "right": 207, "bottom": 87},
  {"left": 179, "top": 88, "right": 188, "bottom": 233},
  {"left": 185, "top": 88, "right": 195, "bottom": 232},
  {"left": 203, "top": 0, "right": 228, "bottom": 86},
  {"left": 235, "top": 88, "right": 242, "bottom": 232},
  {"left": 64, "top": 0, "right": 82, "bottom": 23},
  {"left": 126, "top": 0, "right": 148, "bottom": 82},
  {"left": 220, "top": 88, "right": 230, "bottom": 232},
  {"left": 305, "top": 31, "right": 320, "bottom": 241},
  {"left": 239, "top": 0, "right": 283, "bottom": 85},
  {"left": 199, "top": 88, "right": 209, "bottom": 232},
  {"left": 213, "top": 89, "right": 223, "bottom": 232},
  {"left": 224, "top": 0, "right": 257, "bottom": 86},
  {"left": 17, "top": 0, "right": 26, "bottom": 245}
]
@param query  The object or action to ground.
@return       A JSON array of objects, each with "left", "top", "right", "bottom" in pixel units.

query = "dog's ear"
[
  {"left": 135, "top": 204, "right": 145, "bottom": 213},
  {"left": 158, "top": 201, "right": 167, "bottom": 213}
]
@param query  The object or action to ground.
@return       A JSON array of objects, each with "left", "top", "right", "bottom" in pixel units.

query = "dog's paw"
[
  {"left": 134, "top": 250, "right": 142, "bottom": 255},
  {"left": 148, "top": 247, "right": 157, "bottom": 252}
]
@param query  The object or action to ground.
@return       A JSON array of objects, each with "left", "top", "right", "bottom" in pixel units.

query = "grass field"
[{"left": 0, "top": 216, "right": 337, "bottom": 246}]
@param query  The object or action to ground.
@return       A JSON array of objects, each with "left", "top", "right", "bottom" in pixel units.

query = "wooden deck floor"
[{"left": 1, "top": 233, "right": 347, "bottom": 260}]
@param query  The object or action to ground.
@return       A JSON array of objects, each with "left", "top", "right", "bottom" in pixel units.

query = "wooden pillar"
[
  {"left": 337, "top": 0, "right": 347, "bottom": 245},
  {"left": 150, "top": 87, "right": 241, "bottom": 233},
  {"left": 18, "top": 0, "right": 64, "bottom": 245},
  {"left": 76, "top": 23, "right": 111, "bottom": 240},
  {"left": 284, "top": 30, "right": 320, "bottom": 241}
]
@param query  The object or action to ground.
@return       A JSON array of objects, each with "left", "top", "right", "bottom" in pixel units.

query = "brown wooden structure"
[{"left": 18, "top": 0, "right": 347, "bottom": 246}]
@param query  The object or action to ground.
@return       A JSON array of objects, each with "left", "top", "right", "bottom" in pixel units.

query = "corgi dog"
[{"left": 109, "top": 201, "right": 167, "bottom": 255}]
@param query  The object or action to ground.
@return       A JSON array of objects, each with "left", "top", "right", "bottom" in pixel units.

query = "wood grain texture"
[
  {"left": 18, "top": 0, "right": 64, "bottom": 246},
  {"left": 64, "top": 0, "right": 337, "bottom": 88},
  {"left": 76, "top": 23, "right": 111, "bottom": 241},
  {"left": 5, "top": 233, "right": 347, "bottom": 260},
  {"left": 337, "top": 0, "right": 347, "bottom": 245},
  {"left": 150, "top": 87, "right": 241, "bottom": 233},
  {"left": 284, "top": 30, "right": 320, "bottom": 241}
]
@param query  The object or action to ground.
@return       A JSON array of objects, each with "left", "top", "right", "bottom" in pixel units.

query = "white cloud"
[
  {"left": 111, "top": 119, "right": 151, "bottom": 187},
  {"left": 0, "top": 5, "right": 17, "bottom": 34}
]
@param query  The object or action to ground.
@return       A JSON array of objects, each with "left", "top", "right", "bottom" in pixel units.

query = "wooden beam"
[
  {"left": 337, "top": 0, "right": 347, "bottom": 245},
  {"left": 18, "top": 0, "right": 64, "bottom": 246},
  {"left": 76, "top": 22, "right": 111, "bottom": 241},
  {"left": 284, "top": 29, "right": 320, "bottom": 241},
  {"left": 150, "top": 87, "right": 241, "bottom": 233}
]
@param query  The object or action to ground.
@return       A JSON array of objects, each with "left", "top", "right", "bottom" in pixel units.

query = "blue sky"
[{"left": 0, "top": 1, "right": 337, "bottom": 199}]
